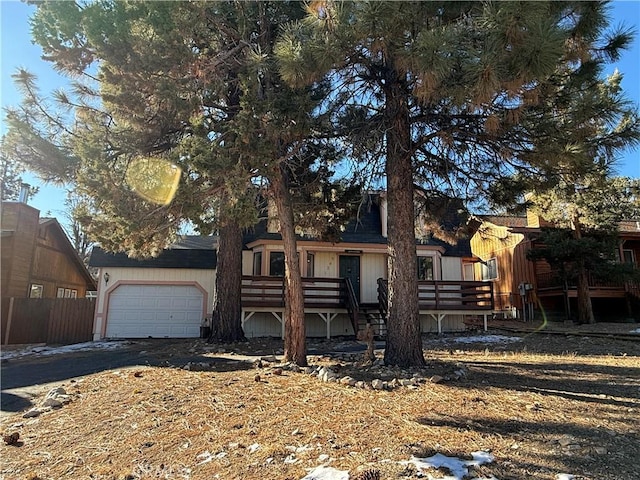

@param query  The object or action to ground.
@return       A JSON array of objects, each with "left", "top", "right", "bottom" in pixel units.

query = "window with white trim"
[
  {"left": 417, "top": 256, "right": 434, "bottom": 280},
  {"left": 269, "top": 251, "right": 285, "bottom": 277},
  {"left": 481, "top": 258, "right": 498, "bottom": 280}
]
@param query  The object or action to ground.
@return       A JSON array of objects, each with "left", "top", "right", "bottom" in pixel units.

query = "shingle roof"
[
  {"left": 479, "top": 215, "right": 529, "bottom": 228},
  {"left": 244, "top": 194, "right": 473, "bottom": 257},
  {"left": 89, "top": 235, "right": 217, "bottom": 269}
]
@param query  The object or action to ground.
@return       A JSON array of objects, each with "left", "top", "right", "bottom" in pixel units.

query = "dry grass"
[{"left": 1, "top": 327, "right": 639, "bottom": 480}]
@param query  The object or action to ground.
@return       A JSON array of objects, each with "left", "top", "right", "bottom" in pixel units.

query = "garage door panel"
[{"left": 107, "top": 284, "right": 204, "bottom": 338}]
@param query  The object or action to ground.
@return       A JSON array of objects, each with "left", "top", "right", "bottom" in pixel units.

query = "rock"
[
  {"left": 594, "top": 447, "right": 608, "bottom": 455},
  {"left": 429, "top": 375, "right": 444, "bottom": 384},
  {"left": 3, "top": 432, "right": 19, "bottom": 445},
  {"left": 303, "top": 366, "right": 315, "bottom": 375},
  {"left": 272, "top": 368, "right": 283, "bottom": 376},
  {"left": 371, "top": 379, "right": 384, "bottom": 390},
  {"left": 254, "top": 374, "right": 261, "bottom": 382},
  {"left": 42, "top": 398, "right": 63, "bottom": 408},
  {"left": 558, "top": 435, "right": 576, "bottom": 447},
  {"left": 355, "top": 381, "right": 365, "bottom": 389},
  {"left": 260, "top": 355, "right": 278, "bottom": 363},
  {"left": 23, "top": 408, "right": 43, "bottom": 418},
  {"left": 340, "top": 376, "right": 356, "bottom": 386}
]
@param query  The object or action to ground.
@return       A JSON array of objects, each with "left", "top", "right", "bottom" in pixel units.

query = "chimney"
[{"left": 18, "top": 183, "right": 31, "bottom": 204}]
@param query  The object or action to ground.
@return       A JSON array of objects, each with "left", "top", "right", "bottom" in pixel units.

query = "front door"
[{"left": 339, "top": 255, "right": 361, "bottom": 303}]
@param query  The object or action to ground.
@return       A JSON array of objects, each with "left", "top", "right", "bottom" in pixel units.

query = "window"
[
  {"left": 623, "top": 249, "right": 636, "bottom": 265},
  {"left": 29, "top": 284, "right": 43, "bottom": 298},
  {"left": 481, "top": 258, "right": 498, "bottom": 280},
  {"left": 269, "top": 251, "right": 285, "bottom": 277},
  {"left": 253, "top": 252, "right": 263, "bottom": 275},
  {"left": 417, "top": 256, "right": 434, "bottom": 280},
  {"left": 57, "top": 288, "right": 65, "bottom": 298},
  {"left": 306, "top": 252, "right": 315, "bottom": 278}
]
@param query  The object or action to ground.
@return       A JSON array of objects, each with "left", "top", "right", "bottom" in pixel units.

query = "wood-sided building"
[
  {"left": 470, "top": 212, "right": 640, "bottom": 321},
  {"left": 1, "top": 201, "right": 96, "bottom": 300}
]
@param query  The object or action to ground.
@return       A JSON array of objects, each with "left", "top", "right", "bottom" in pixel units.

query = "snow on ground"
[
  {"left": 630, "top": 328, "right": 640, "bottom": 334},
  {"left": 0, "top": 341, "right": 127, "bottom": 360},
  {"left": 431, "top": 334, "right": 522, "bottom": 345}
]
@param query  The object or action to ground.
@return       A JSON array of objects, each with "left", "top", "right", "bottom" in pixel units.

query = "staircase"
[{"left": 359, "top": 306, "right": 387, "bottom": 338}]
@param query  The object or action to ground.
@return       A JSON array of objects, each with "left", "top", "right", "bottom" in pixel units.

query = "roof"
[
  {"left": 89, "top": 235, "right": 218, "bottom": 269},
  {"left": 41, "top": 218, "right": 97, "bottom": 290},
  {"left": 244, "top": 194, "right": 473, "bottom": 257},
  {"left": 478, "top": 215, "right": 529, "bottom": 228}
]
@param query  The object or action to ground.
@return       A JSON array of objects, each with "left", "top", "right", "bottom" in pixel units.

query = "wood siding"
[
  {"left": 1, "top": 202, "right": 95, "bottom": 299},
  {"left": 470, "top": 222, "right": 536, "bottom": 311},
  {"left": 2, "top": 298, "right": 96, "bottom": 345}
]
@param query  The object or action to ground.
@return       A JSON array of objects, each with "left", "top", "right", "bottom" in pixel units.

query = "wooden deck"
[{"left": 241, "top": 276, "right": 495, "bottom": 337}]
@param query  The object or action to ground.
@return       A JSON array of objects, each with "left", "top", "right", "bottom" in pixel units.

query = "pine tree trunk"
[
  {"left": 208, "top": 218, "right": 246, "bottom": 343},
  {"left": 572, "top": 217, "right": 595, "bottom": 324},
  {"left": 382, "top": 67, "right": 425, "bottom": 368},
  {"left": 576, "top": 264, "right": 595, "bottom": 324},
  {"left": 271, "top": 163, "right": 307, "bottom": 366}
]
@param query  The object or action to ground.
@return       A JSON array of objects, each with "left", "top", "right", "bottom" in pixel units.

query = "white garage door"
[{"left": 107, "top": 284, "right": 203, "bottom": 338}]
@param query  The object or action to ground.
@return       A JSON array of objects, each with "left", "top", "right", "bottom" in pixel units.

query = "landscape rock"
[
  {"left": 429, "top": 375, "right": 444, "bottom": 384},
  {"left": 371, "top": 379, "right": 384, "bottom": 390},
  {"left": 23, "top": 408, "right": 44, "bottom": 418}
]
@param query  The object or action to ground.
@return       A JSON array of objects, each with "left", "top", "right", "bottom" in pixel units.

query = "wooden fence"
[{"left": 1, "top": 298, "right": 96, "bottom": 345}]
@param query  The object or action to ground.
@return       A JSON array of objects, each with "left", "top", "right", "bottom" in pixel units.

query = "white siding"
[
  {"left": 94, "top": 267, "right": 215, "bottom": 340},
  {"left": 361, "top": 253, "right": 386, "bottom": 303},
  {"left": 441, "top": 257, "right": 463, "bottom": 281},
  {"left": 314, "top": 251, "right": 337, "bottom": 278},
  {"left": 242, "top": 251, "right": 254, "bottom": 275}
]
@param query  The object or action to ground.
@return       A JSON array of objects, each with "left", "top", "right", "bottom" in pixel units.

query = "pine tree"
[{"left": 275, "top": 1, "right": 619, "bottom": 366}]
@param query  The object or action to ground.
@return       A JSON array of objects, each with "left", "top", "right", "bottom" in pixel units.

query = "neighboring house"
[
  {"left": 470, "top": 211, "right": 640, "bottom": 321},
  {"left": 89, "top": 193, "right": 493, "bottom": 341},
  {"left": 89, "top": 236, "right": 217, "bottom": 340},
  {"left": 1, "top": 201, "right": 96, "bottom": 300}
]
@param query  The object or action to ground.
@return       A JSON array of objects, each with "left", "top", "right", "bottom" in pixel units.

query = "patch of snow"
[
  {"left": 630, "top": 328, "right": 640, "bottom": 334},
  {"left": 1, "top": 341, "right": 127, "bottom": 360},
  {"left": 248, "top": 443, "right": 260, "bottom": 453},
  {"left": 556, "top": 475, "right": 575, "bottom": 480},
  {"left": 402, "top": 451, "right": 495, "bottom": 480},
  {"left": 450, "top": 335, "right": 521, "bottom": 344},
  {"left": 300, "top": 466, "right": 349, "bottom": 480}
]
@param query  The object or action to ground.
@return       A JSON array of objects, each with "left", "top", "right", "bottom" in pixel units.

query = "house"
[
  {"left": 470, "top": 212, "right": 640, "bottom": 322},
  {"left": 89, "top": 236, "right": 217, "bottom": 340},
  {"left": 89, "top": 193, "right": 493, "bottom": 340},
  {"left": 1, "top": 201, "right": 96, "bottom": 300}
]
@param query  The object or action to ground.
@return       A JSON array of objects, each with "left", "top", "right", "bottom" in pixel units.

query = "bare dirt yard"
[{"left": 1, "top": 321, "right": 639, "bottom": 480}]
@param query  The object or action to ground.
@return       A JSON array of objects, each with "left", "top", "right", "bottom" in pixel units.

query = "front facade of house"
[
  {"left": 90, "top": 194, "right": 492, "bottom": 340},
  {"left": 239, "top": 194, "right": 486, "bottom": 338},
  {"left": 471, "top": 213, "right": 640, "bottom": 321},
  {"left": 1, "top": 201, "right": 96, "bottom": 300}
]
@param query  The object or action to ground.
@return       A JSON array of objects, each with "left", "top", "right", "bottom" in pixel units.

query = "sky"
[{"left": 1, "top": 0, "right": 639, "bottom": 223}]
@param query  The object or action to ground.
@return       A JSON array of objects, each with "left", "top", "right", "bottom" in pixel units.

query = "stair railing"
[
  {"left": 343, "top": 277, "right": 360, "bottom": 335},
  {"left": 377, "top": 278, "right": 388, "bottom": 320}
]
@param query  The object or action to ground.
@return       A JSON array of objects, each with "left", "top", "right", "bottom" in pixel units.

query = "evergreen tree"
[
  {"left": 0, "top": 145, "right": 38, "bottom": 201},
  {"left": 276, "top": 1, "right": 624, "bottom": 366}
]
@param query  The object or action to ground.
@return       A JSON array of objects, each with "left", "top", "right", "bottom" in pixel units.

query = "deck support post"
[
  {"left": 483, "top": 313, "right": 488, "bottom": 332},
  {"left": 429, "top": 313, "right": 446, "bottom": 334},
  {"left": 317, "top": 312, "right": 338, "bottom": 339}
]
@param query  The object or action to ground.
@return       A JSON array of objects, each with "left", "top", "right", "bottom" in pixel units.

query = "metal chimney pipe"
[{"left": 18, "top": 183, "right": 30, "bottom": 204}]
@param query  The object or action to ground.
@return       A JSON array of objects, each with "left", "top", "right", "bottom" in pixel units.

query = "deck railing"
[
  {"left": 377, "top": 279, "right": 494, "bottom": 311},
  {"left": 536, "top": 271, "right": 626, "bottom": 290},
  {"left": 241, "top": 276, "right": 345, "bottom": 308},
  {"left": 241, "top": 276, "right": 494, "bottom": 325}
]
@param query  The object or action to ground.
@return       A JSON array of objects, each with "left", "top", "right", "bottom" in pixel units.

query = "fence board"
[{"left": 1, "top": 298, "right": 95, "bottom": 345}]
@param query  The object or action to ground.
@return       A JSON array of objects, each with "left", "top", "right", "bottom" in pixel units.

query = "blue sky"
[{"left": 1, "top": 0, "right": 639, "bottom": 219}]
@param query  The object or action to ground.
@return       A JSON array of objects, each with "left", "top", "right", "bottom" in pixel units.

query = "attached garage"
[
  {"left": 106, "top": 284, "right": 204, "bottom": 338},
  {"left": 89, "top": 237, "right": 217, "bottom": 340}
]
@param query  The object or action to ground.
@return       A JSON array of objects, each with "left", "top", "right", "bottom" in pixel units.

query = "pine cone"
[
  {"left": 3, "top": 432, "right": 19, "bottom": 445},
  {"left": 354, "top": 469, "right": 380, "bottom": 480}
]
